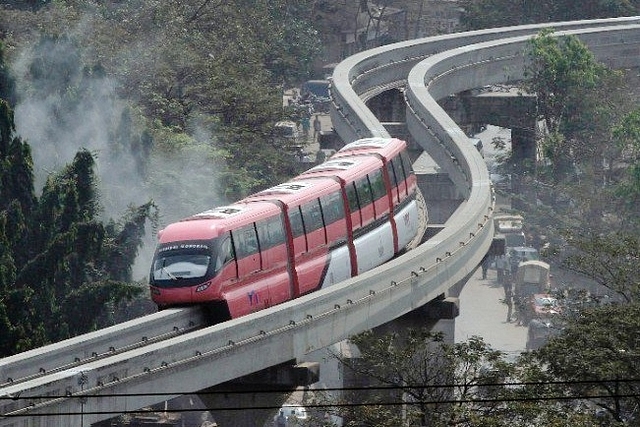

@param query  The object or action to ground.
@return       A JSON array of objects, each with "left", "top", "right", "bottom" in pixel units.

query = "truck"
[
  {"left": 514, "top": 260, "right": 550, "bottom": 298},
  {"left": 493, "top": 214, "right": 526, "bottom": 251}
]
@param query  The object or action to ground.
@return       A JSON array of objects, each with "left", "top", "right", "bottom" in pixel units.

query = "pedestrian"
[
  {"left": 502, "top": 280, "right": 513, "bottom": 321},
  {"left": 505, "top": 287, "right": 513, "bottom": 322},
  {"left": 301, "top": 116, "right": 310, "bottom": 139},
  {"left": 514, "top": 296, "right": 527, "bottom": 326},
  {"left": 313, "top": 115, "right": 322, "bottom": 142},
  {"left": 274, "top": 411, "right": 286, "bottom": 427},
  {"left": 495, "top": 254, "right": 506, "bottom": 284},
  {"left": 509, "top": 251, "right": 519, "bottom": 281},
  {"left": 481, "top": 254, "right": 491, "bottom": 279}
]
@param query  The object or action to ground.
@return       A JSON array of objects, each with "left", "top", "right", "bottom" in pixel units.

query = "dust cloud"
[{"left": 9, "top": 34, "right": 225, "bottom": 281}]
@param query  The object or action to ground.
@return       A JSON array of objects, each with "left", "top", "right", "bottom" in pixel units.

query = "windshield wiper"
[
  {"left": 162, "top": 266, "right": 178, "bottom": 280},
  {"left": 161, "top": 260, "right": 178, "bottom": 280}
]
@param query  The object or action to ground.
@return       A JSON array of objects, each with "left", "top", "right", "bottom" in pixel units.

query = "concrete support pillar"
[{"left": 198, "top": 362, "right": 319, "bottom": 426}]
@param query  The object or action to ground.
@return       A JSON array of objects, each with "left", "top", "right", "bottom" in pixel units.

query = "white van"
[
  {"left": 273, "top": 404, "right": 308, "bottom": 425},
  {"left": 274, "top": 121, "right": 300, "bottom": 143}
]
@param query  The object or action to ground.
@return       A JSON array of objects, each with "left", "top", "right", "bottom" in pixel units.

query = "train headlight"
[
  {"left": 195, "top": 282, "right": 211, "bottom": 293},
  {"left": 150, "top": 287, "right": 161, "bottom": 296}
]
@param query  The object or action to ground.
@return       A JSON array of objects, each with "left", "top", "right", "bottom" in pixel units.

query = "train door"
[
  {"left": 255, "top": 215, "right": 292, "bottom": 305},
  {"left": 213, "top": 233, "right": 238, "bottom": 284},
  {"left": 296, "top": 198, "right": 329, "bottom": 294},
  {"left": 390, "top": 154, "right": 408, "bottom": 200},
  {"left": 354, "top": 175, "right": 375, "bottom": 227},
  {"left": 345, "top": 183, "right": 361, "bottom": 230},
  {"left": 227, "top": 223, "right": 265, "bottom": 317}
]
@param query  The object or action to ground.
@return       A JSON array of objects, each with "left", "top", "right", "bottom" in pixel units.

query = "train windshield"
[
  {"left": 151, "top": 240, "right": 220, "bottom": 286},
  {"left": 153, "top": 254, "right": 210, "bottom": 280}
]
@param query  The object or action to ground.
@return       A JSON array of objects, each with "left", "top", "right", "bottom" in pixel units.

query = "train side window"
[
  {"left": 355, "top": 176, "right": 373, "bottom": 207},
  {"left": 257, "top": 215, "right": 285, "bottom": 249},
  {"left": 346, "top": 182, "right": 359, "bottom": 213},
  {"left": 301, "top": 199, "right": 324, "bottom": 233},
  {"left": 392, "top": 154, "right": 406, "bottom": 184},
  {"left": 288, "top": 206, "right": 304, "bottom": 238},
  {"left": 387, "top": 160, "right": 398, "bottom": 188},
  {"left": 233, "top": 224, "right": 259, "bottom": 258},
  {"left": 369, "top": 169, "right": 386, "bottom": 201},
  {"left": 215, "top": 235, "right": 235, "bottom": 273},
  {"left": 319, "top": 191, "right": 345, "bottom": 225}
]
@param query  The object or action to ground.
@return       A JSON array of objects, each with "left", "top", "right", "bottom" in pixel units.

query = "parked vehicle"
[
  {"left": 514, "top": 260, "right": 550, "bottom": 298},
  {"left": 508, "top": 246, "right": 539, "bottom": 265},
  {"left": 493, "top": 214, "right": 526, "bottom": 254},
  {"left": 526, "top": 318, "right": 562, "bottom": 350},
  {"left": 528, "top": 293, "right": 562, "bottom": 318},
  {"left": 274, "top": 120, "right": 300, "bottom": 143},
  {"left": 300, "top": 79, "right": 331, "bottom": 113},
  {"left": 273, "top": 404, "right": 308, "bottom": 426}
]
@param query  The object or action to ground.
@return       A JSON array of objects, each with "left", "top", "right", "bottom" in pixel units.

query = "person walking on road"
[
  {"left": 301, "top": 115, "right": 310, "bottom": 140},
  {"left": 313, "top": 115, "right": 322, "bottom": 143},
  {"left": 503, "top": 281, "right": 513, "bottom": 322},
  {"left": 481, "top": 254, "right": 492, "bottom": 279},
  {"left": 495, "top": 254, "right": 506, "bottom": 284}
]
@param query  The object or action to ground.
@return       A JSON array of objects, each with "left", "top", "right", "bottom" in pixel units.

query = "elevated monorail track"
[
  {"left": 2, "top": 17, "right": 640, "bottom": 427},
  {"left": 0, "top": 308, "right": 208, "bottom": 392}
]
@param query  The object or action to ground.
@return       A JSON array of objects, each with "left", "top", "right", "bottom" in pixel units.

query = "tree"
[
  {"left": 0, "top": 42, "right": 16, "bottom": 106},
  {"left": 322, "top": 329, "right": 516, "bottom": 426},
  {"left": 529, "top": 302, "right": 640, "bottom": 424},
  {"left": 0, "top": 98, "right": 158, "bottom": 356},
  {"left": 611, "top": 108, "right": 640, "bottom": 219},
  {"left": 458, "top": 0, "right": 640, "bottom": 31},
  {"left": 517, "top": 30, "right": 638, "bottom": 239}
]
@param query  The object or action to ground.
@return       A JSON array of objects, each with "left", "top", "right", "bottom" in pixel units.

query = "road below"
[{"left": 455, "top": 266, "right": 528, "bottom": 359}]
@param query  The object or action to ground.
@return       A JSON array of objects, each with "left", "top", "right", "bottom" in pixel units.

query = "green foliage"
[
  {"left": 524, "top": 31, "right": 605, "bottom": 135},
  {"left": 1, "top": 0, "right": 323, "bottom": 203},
  {"left": 326, "top": 329, "right": 517, "bottom": 426},
  {"left": 459, "top": 0, "right": 639, "bottom": 30},
  {"left": 0, "top": 42, "right": 16, "bottom": 106},
  {"left": 527, "top": 302, "right": 640, "bottom": 424},
  {"left": 0, "top": 98, "right": 157, "bottom": 356},
  {"left": 611, "top": 108, "right": 640, "bottom": 215},
  {"left": 515, "top": 33, "right": 639, "bottom": 258}
]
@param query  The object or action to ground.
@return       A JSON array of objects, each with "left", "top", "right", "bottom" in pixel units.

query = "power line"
[
  {"left": 3, "top": 376, "right": 640, "bottom": 400},
  {"left": 4, "top": 379, "right": 640, "bottom": 417},
  {"left": 4, "top": 391, "right": 640, "bottom": 417}
]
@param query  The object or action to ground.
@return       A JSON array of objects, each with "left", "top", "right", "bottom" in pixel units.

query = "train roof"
[
  {"left": 243, "top": 178, "right": 340, "bottom": 206},
  {"left": 332, "top": 137, "right": 406, "bottom": 159},
  {"left": 157, "top": 201, "right": 280, "bottom": 242},
  {"left": 296, "top": 155, "right": 383, "bottom": 182}
]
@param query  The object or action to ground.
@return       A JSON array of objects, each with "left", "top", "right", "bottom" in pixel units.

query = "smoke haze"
[{"left": 10, "top": 33, "right": 225, "bottom": 280}]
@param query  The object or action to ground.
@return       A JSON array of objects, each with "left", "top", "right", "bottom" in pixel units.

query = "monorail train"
[{"left": 149, "top": 137, "right": 421, "bottom": 322}]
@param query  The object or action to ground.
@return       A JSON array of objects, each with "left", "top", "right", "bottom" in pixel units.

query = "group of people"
[
  {"left": 287, "top": 91, "right": 324, "bottom": 143},
  {"left": 480, "top": 253, "right": 525, "bottom": 324},
  {"left": 299, "top": 114, "right": 322, "bottom": 143}
]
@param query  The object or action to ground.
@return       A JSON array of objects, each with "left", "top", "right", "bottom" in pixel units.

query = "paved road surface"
[
  {"left": 455, "top": 266, "right": 528, "bottom": 359},
  {"left": 454, "top": 124, "right": 529, "bottom": 358}
]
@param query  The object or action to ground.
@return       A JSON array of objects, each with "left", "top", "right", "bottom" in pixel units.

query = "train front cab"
[{"left": 150, "top": 202, "right": 295, "bottom": 321}]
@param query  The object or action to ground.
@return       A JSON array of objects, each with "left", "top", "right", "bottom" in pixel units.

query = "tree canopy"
[
  {"left": 0, "top": 98, "right": 158, "bottom": 355},
  {"left": 459, "top": 0, "right": 640, "bottom": 30}
]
